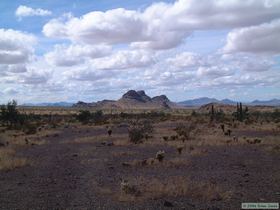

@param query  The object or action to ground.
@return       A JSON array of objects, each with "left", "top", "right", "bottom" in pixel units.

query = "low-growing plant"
[
  {"left": 156, "top": 150, "right": 165, "bottom": 162},
  {"left": 128, "top": 120, "right": 153, "bottom": 144},
  {"left": 162, "top": 136, "right": 169, "bottom": 141},
  {"left": 76, "top": 110, "right": 104, "bottom": 124},
  {"left": 174, "top": 122, "right": 196, "bottom": 142},
  {"left": 177, "top": 146, "right": 184, "bottom": 154}
]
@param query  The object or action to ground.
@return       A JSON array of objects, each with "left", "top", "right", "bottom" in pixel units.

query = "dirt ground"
[{"left": 0, "top": 121, "right": 279, "bottom": 210}]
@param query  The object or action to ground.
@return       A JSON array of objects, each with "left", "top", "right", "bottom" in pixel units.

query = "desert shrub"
[
  {"left": 128, "top": 127, "right": 144, "bottom": 144},
  {"left": 76, "top": 110, "right": 91, "bottom": 124},
  {"left": 162, "top": 136, "right": 169, "bottom": 141},
  {"left": 249, "top": 110, "right": 280, "bottom": 123},
  {"left": 128, "top": 120, "right": 154, "bottom": 144},
  {"left": 0, "top": 101, "right": 38, "bottom": 131},
  {"left": 0, "top": 100, "right": 22, "bottom": 128},
  {"left": 76, "top": 110, "right": 104, "bottom": 124},
  {"left": 23, "top": 123, "right": 38, "bottom": 135},
  {"left": 177, "top": 146, "right": 184, "bottom": 154},
  {"left": 174, "top": 122, "right": 196, "bottom": 141},
  {"left": 92, "top": 110, "right": 104, "bottom": 124},
  {"left": 142, "top": 120, "right": 153, "bottom": 134},
  {"left": 155, "top": 150, "right": 165, "bottom": 162}
]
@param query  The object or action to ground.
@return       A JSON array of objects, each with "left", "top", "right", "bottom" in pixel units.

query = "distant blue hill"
[
  {"left": 178, "top": 97, "right": 280, "bottom": 107},
  {"left": 20, "top": 97, "right": 280, "bottom": 108},
  {"left": 178, "top": 97, "right": 235, "bottom": 107},
  {"left": 21, "top": 102, "right": 74, "bottom": 107}
]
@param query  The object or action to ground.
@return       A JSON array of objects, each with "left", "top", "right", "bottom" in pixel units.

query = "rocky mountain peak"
[
  {"left": 152, "top": 95, "right": 170, "bottom": 103},
  {"left": 122, "top": 90, "right": 151, "bottom": 102}
]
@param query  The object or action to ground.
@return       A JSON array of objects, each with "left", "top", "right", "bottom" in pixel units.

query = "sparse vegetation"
[
  {"left": 174, "top": 122, "right": 196, "bottom": 141},
  {"left": 76, "top": 110, "right": 105, "bottom": 124},
  {"left": 0, "top": 148, "right": 29, "bottom": 171},
  {"left": 0, "top": 103, "right": 279, "bottom": 209},
  {"left": 128, "top": 120, "right": 153, "bottom": 144}
]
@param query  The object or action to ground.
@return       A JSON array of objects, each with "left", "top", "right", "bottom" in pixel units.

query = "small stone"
[{"left": 164, "top": 200, "right": 174, "bottom": 207}]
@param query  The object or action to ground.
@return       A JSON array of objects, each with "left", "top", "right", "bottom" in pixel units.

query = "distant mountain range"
[
  {"left": 178, "top": 97, "right": 280, "bottom": 107},
  {"left": 73, "top": 90, "right": 177, "bottom": 109},
  {"left": 22, "top": 102, "right": 74, "bottom": 107},
  {"left": 20, "top": 93, "right": 280, "bottom": 108}
]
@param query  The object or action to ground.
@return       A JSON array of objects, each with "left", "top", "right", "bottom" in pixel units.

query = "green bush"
[
  {"left": 76, "top": 110, "right": 91, "bottom": 124},
  {"left": 76, "top": 110, "right": 104, "bottom": 124},
  {"left": 0, "top": 100, "right": 23, "bottom": 128}
]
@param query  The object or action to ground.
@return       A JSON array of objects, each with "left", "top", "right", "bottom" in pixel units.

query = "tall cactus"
[
  {"left": 240, "top": 102, "right": 243, "bottom": 121},
  {"left": 210, "top": 104, "right": 215, "bottom": 121},
  {"left": 235, "top": 102, "right": 248, "bottom": 122}
]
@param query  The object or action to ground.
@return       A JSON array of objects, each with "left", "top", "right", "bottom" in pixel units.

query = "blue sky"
[{"left": 0, "top": 0, "right": 280, "bottom": 103}]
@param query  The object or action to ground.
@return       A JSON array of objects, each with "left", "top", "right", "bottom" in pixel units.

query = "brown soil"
[{"left": 0, "top": 124, "right": 279, "bottom": 210}]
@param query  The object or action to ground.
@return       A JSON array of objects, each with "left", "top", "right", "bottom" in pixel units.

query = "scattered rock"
[
  {"left": 122, "top": 162, "right": 131, "bottom": 167},
  {"left": 163, "top": 200, "right": 174, "bottom": 207},
  {"left": 107, "top": 142, "right": 114, "bottom": 146},
  {"left": 207, "top": 207, "right": 220, "bottom": 210}
]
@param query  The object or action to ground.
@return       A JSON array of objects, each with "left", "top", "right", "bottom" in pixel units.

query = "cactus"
[
  {"left": 221, "top": 124, "right": 225, "bottom": 132},
  {"left": 156, "top": 150, "right": 165, "bottom": 162},
  {"left": 177, "top": 146, "right": 184, "bottom": 154},
  {"left": 107, "top": 129, "right": 112, "bottom": 136},
  {"left": 210, "top": 104, "right": 215, "bottom": 121},
  {"left": 235, "top": 102, "right": 248, "bottom": 122}
]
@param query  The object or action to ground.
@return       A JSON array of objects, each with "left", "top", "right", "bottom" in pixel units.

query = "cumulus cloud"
[
  {"left": 223, "top": 19, "right": 280, "bottom": 54},
  {"left": 19, "top": 69, "right": 51, "bottom": 85},
  {"left": 91, "top": 50, "right": 155, "bottom": 70},
  {"left": 64, "top": 68, "right": 112, "bottom": 81},
  {"left": 45, "top": 44, "right": 111, "bottom": 67},
  {"left": 197, "top": 66, "right": 234, "bottom": 78},
  {"left": 0, "top": 29, "right": 36, "bottom": 65},
  {"left": 3, "top": 88, "right": 18, "bottom": 95},
  {"left": 15, "top": 5, "right": 52, "bottom": 19},
  {"left": 43, "top": 0, "right": 280, "bottom": 50},
  {"left": 167, "top": 52, "right": 203, "bottom": 68}
]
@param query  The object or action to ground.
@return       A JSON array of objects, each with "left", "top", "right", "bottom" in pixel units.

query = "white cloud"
[
  {"left": 91, "top": 50, "right": 155, "bottom": 70},
  {"left": 167, "top": 52, "right": 203, "bottom": 68},
  {"left": 45, "top": 44, "right": 111, "bottom": 67},
  {"left": 0, "top": 29, "right": 36, "bottom": 65},
  {"left": 63, "top": 68, "right": 111, "bottom": 81},
  {"left": 197, "top": 66, "right": 234, "bottom": 78},
  {"left": 223, "top": 19, "right": 280, "bottom": 54},
  {"left": 43, "top": 0, "right": 280, "bottom": 50},
  {"left": 19, "top": 69, "right": 51, "bottom": 85},
  {"left": 15, "top": 5, "right": 52, "bottom": 19},
  {"left": 3, "top": 88, "right": 18, "bottom": 95}
]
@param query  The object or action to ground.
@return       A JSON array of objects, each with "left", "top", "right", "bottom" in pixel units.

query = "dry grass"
[
  {"left": 0, "top": 148, "right": 29, "bottom": 171},
  {"left": 265, "top": 145, "right": 280, "bottom": 154},
  {"left": 72, "top": 134, "right": 129, "bottom": 145},
  {"left": 122, "top": 157, "right": 191, "bottom": 168},
  {"left": 112, "top": 151, "right": 138, "bottom": 157},
  {"left": 0, "top": 128, "right": 55, "bottom": 146},
  {"left": 81, "top": 158, "right": 108, "bottom": 165},
  {"left": 117, "top": 176, "right": 232, "bottom": 202}
]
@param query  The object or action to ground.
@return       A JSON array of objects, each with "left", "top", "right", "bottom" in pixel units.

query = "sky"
[{"left": 0, "top": 0, "right": 280, "bottom": 104}]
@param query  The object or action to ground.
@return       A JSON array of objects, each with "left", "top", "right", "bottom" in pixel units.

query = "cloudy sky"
[{"left": 0, "top": 0, "right": 280, "bottom": 104}]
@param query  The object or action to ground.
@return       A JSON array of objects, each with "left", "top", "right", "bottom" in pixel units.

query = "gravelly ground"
[{"left": 0, "top": 124, "right": 279, "bottom": 210}]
